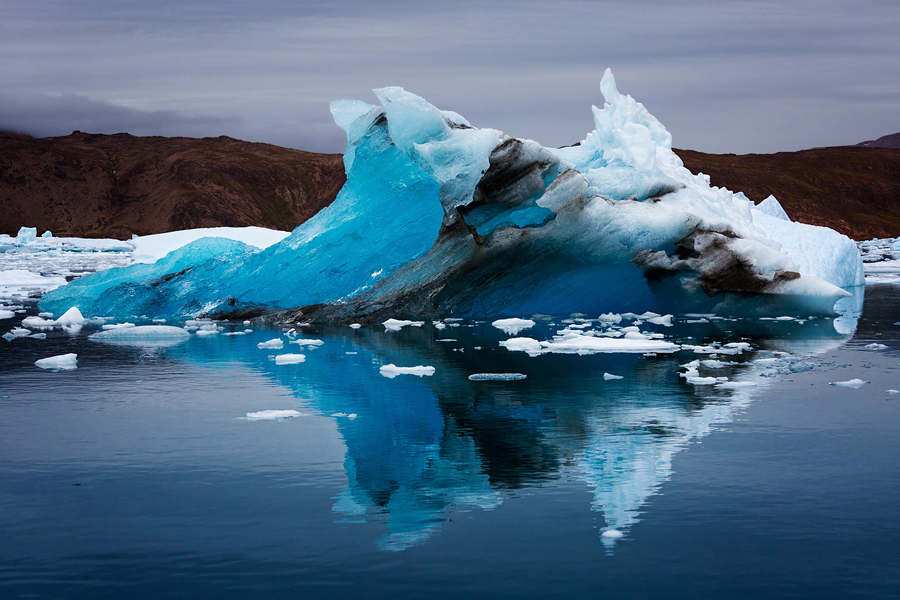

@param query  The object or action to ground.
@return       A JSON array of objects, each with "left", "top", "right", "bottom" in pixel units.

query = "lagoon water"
[{"left": 1, "top": 287, "right": 899, "bottom": 599}]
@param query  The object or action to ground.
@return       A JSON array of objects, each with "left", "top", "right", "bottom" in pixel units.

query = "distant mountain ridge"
[
  {"left": 1, "top": 131, "right": 898, "bottom": 241},
  {"left": 0, "top": 131, "right": 345, "bottom": 239},
  {"left": 857, "top": 132, "right": 900, "bottom": 148}
]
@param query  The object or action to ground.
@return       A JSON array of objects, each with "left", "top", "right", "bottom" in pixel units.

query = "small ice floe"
[
  {"left": 789, "top": 361, "right": 816, "bottom": 373},
  {"left": 379, "top": 364, "right": 435, "bottom": 378},
  {"left": 275, "top": 353, "right": 306, "bottom": 365},
  {"left": 89, "top": 325, "right": 190, "bottom": 344},
  {"left": 603, "top": 372, "right": 624, "bottom": 380},
  {"left": 436, "top": 338, "right": 457, "bottom": 342},
  {"left": 243, "top": 320, "right": 252, "bottom": 326},
  {"left": 21, "top": 315, "right": 55, "bottom": 328},
  {"left": 492, "top": 318, "right": 536, "bottom": 335},
  {"left": 349, "top": 323, "right": 362, "bottom": 329},
  {"left": 257, "top": 338, "right": 284, "bottom": 349},
  {"left": 865, "top": 343, "right": 888, "bottom": 350},
  {"left": 829, "top": 379, "right": 870, "bottom": 389},
  {"left": 245, "top": 409, "right": 303, "bottom": 420},
  {"left": 34, "top": 353, "right": 77, "bottom": 370},
  {"left": 55, "top": 307, "right": 85, "bottom": 326},
  {"left": 468, "top": 373, "right": 527, "bottom": 381},
  {"left": 683, "top": 342, "right": 751, "bottom": 355},
  {"left": 102, "top": 322, "right": 136, "bottom": 330},
  {"left": 433, "top": 321, "right": 446, "bottom": 330},
  {"left": 195, "top": 329, "right": 219, "bottom": 336},
  {"left": 759, "top": 316, "right": 796, "bottom": 321},
  {"left": 152, "top": 318, "right": 167, "bottom": 323},
  {"left": 646, "top": 314, "right": 673, "bottom": 327},
  {"left": 30, "top": 332, "right": 46, "bottom": 339},
  {"left": 223, "top": 331, "right": 247, "bottom": 336},
  {"left": 0, "top": 309, "right": 15, "bottom": 319},
  {"left": 601, "top": 529, "right": 624, "bottom": 539},
  {"left": 382, "top": 318, "right": 424, "bottom": 331},
  {"left": 499, "top": 337, "right": 543, "bottom": 357},
  {"left": 289, "top": 338, "right": 324, "bottom": 348},
  {"left": 886, "top": 389, "right": 899, "bottom": 395},
  {"left": 686, "top": 376, "right": 719, "bottom": 385},
  {"left": 9, "top": 327, "right": 33, "bottom": 338},
  {"left": 701, "top": 359, "right": 734, "bottom": 368}
]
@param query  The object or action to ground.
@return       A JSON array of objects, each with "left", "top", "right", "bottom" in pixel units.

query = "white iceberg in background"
[
  {"left": 34, "top": 353, "right": 77, "bottom": 370},
  {"left": 492, "top": 318, "right": 536, "bottom": 335},
  {"left": 39, "top": 69, "right": 861, "bottom": 322}
]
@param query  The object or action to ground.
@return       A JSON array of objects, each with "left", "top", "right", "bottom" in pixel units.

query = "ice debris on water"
[
  {"left": 382, "top": 319, "right": 424, "bottom": 331},
  {"left": 492, "top": 318, "right": 535, "bottom": 335},
  {"left": 601, "top": 529, "right": 624, "bottom": 539},
  {"left": 246, "top": 409, "right": 304, "bottom": 420},
  {"left": 38, "top": 69, "right": 863, "bottom": 322},
  {"left": 89, "top": 325, "right": 190, "bottom": 342},
  {"left": 886, "top": 390, "right": 899, "bottom": 395},
  {"left": 864, "top": 343, "right": 888, "bottom": 350},
  {"left": 379, "top": 364, "right": 436, "bottom": 378},
  {"left": 468, "top": 373, "right": 527, "bottom": 381},
  {"left": 275, "top": 353, "right": 306, "bottom": 365},
  {"left": 829, "top": 379, "right": 870, "bottom": 389},
  {"left": 34, "top": 353, "right": 77, "bottom": 370},
  {"left": 603, "top": 373, "right": 624, "bottom": 380},
  {"left": 257, "top": 338, "right": 284, "bottom": 349}
]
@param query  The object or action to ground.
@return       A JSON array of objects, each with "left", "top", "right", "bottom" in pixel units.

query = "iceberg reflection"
[{"left": 173, "top": 312, "right": 857, "bottom": 551}]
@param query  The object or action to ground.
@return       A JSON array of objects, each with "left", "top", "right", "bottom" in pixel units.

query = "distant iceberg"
[{"left": 40, "top": 70, "right": 862, "bottom": 321}]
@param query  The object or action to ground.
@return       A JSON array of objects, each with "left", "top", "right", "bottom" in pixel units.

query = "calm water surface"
[{"left": 1, "top": 287, "right": 899, "bottom": 599}]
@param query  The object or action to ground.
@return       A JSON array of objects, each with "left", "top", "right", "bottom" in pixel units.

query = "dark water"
[{"left": 1, "top": 287, "right": 899, "bottom": 599}]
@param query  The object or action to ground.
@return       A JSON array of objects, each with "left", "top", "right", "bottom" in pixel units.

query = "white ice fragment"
[
  {"left": 246, "top": 409, "right": 303, "bottom": 420},
  {"left": 499, "top": 337, "right": 543, "bottom": 356},
  {"left": 243, "top": 320, "right": 252, "bottom": 326},
  {"left": 101, "top": 322, "right": 136, "bottom": 330},
  {"left": 275, "top": 353, "right": 306, "bottom": 364},
  {"left": 492, "top": 318, "right": 536, "bottom": 335},
  {"left": 349, "top": 323, "right": 362, "bottom": 329},
  {"left": 347, "top": 413, "right": 358, "bottom": 419},
  {"left": 152, "top": 318, "right": 167, "bottom": 323},
  {"left": 89, "top": 325, "right": 190, "bottom": 342},
  {"left": 195, "top": 329, "right": 218, "bottom": 336},
  {"left": 34, "top": 353, "right": 77, "bottom": 370},
  {"left": 886, "top": 389, "right": 899, "bottom": 395},
  {"left": 436, "top": 338, "right": 457, "bottom": 342},
  {"left": 603, "top": 372, "right": 624, "bottom": 380},
  {"left": 257, "top": 338, "right": 284, "bottom": 349},
  {"left": 288, "top": 338, "right": 324, "bottom": 346},
  {"left": 223, "top": 331, "right": 247, "bottom": 336},
  {"left": 646, "top": 314, "right": 673, "bottom": 327},
  {"left": 379, "top": 364, "right": 436, "bottom": 378},
  {"left": 601, "top": 529, "right": 624, "bottom": 539},
  {"left": 55, "top": 307, "right": 85, "bottom": 326},
  {"left": 10, "top": 327, "right": 32, "bottom": 337},
  {"left": 468, "top": 373, "right": 527, "bottom": 381},
  {"left": 715, "top": 381, "right": 757, "bottom": 389},
  {"left": 829, "top": 379, "right": 869, "bottom": 389},
  {"left": 598, "top": 313, "right": 622, "bottom": 324},
  {"left": 382, "top": 318, "right": 423, "bottom": 331},
  {"left": 21, "top": 316, "right": 55, "bottom": 328},
  {"left": 864, "top": 343, "right": 888, "bottom": 350}
]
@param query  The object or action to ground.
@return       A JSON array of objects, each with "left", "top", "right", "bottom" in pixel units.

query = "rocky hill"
[
  {"left": 0, "top": 131, "right": 345, "bottom": 239},
  {"left": 2, "top": 130, "right": 898, "bottom": 241},
  {"left": 674, "top": 146, "right": 900, "bottom": 240},
  {"left": 857, "top": 132, "right": 900, "bottom": 148}
]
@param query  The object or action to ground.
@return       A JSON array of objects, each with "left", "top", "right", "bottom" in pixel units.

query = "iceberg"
[{"left": 40, "top": 70, "right": 861, "bottom": 321}]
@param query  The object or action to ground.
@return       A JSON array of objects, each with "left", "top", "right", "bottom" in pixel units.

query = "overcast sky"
[{"left": 1, "top": 0, "right": 898, "bottom": 154}]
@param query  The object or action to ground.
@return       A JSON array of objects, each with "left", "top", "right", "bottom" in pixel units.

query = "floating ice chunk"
[
  {"left": 257, "top": 338, "right": 284, "bottom": 349},
  {"left": 9, "top": 327, "right": 32, "bottom": 337},
  {"left": 101, "top": 322, "right": 136, "bottom": 330},
  {"left": 21, "top": 315, "right": 56, "bottom": 328},
  {"left": 246, "top": 409, "right": 303, "bottom": 420},
  {"left": 598, "top": 313, "right": 622, "bottom": 324},
  {"left": 30, "top": 332, "right": 46, "bottom": 339},
  {"left": 349, "top": 323, "right": 362, "bottom": 329},
  {"left": 788, "top": 361, "right": 815, "bottom": 373},
  {"left": 436, "top": 338, "right": 457, "bottom": 342},
  {"left": 540, "top": 334, "right": 679, "bottom": 355},
  {"left": 89, "top": 325, "right": 190, "bottom": 343},
  {"left": 601, "top": 529, "right": 624, "bottom": 539},
  {"left": 886, "top": 390, "right": 899, "bottom": 395},
  {"left": 492, "top": 318, "right": 536, "bottom": 335},
  {"left": 829, "top": 379, "right": 869, "bottom": 389},
  {"left": 0, "top": 309, "right": 15, "bottom": 319},
  {"left": 34, "top": 353, "right": 77, "bottom": 370},
  {"left": 603, "top": 372, "right": 624, "bottom": 380},
  {"left": 0, "top": 270, "right": 67, "bottom": 289},
  {"left": 379, "top": 364, "right": 436, "bottom": 378},
  {"left": 16, "top": 227, "right": 37, "bottom": 244},
  {"left": 223, "top": 331, "right": 247, "bottom": 336},
  {"left": 468, "top": 373, "right": 527, "bottom": 381},
  {"left": 56, "top": 307, "right": 85, "bottom": 326},
  {"left": 2, "top": 332, "right": 14, "bottom": 341},
  {"left": 686, "top": 376, "right": 718, "bottom": 385},
  {"left": 499, "top": 337, "right": 543, "bottom": 356},
  {"left": 288, "top": 338, "right": 324, "bottom": 346},
  {"left": 701, "top": 359, "right": 733, "bottom": 368},
  {"left": 195, "top": 329, "right": 219, "bottom": 336},
  {"left": 865, "top": 343, "right": 888, "bottom": 350},
  {"left": 382, "top": 319, "right": 424, "bottom": 331},
  {"left": 275, "top": 353, "right": 306, "bottom": 364},
  {"left": 646, "top": 314, "right": 673, "bottom": 327}
]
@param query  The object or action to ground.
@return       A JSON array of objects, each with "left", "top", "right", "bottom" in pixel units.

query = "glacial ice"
[
  {"left": 379, "top": 364, "right": 436, "bottom": 379},
  {"left": 34, "top": 353, "right": 78, "bottom": 370},
  {"left": 89, "top": 325, "right": 190, "bottom": 343},
  {"left": 39, "top": 69, "right": 862, "bottom": 321}
]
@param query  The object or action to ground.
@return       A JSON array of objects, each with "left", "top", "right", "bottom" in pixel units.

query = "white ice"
[
  {"left": 468, "top": 373, "right": 527, "bottom": 381},
  {"left": 491, "top": 318, "right": 536, "bottom": 335},
  {"left": 379, "top": 364, "right": 436, "bottom": 378},
  {"left": 829, "top": 379, "right": 870, "bottom": 389},
  {"left": 246, "top": 409, "right": 304, "bottom": 420},
  {"left": 275, "top": 353, "right": 306, "bottom": 364},
  {"left": 34, "top": 353, "right": 77, "bottom": 370},
  {"left": 257, "top": 338, "right": 284, "bottom": 349},
  {"left": 603, "top": 373, "right": 624, "bottom": 380},
  {"left": 128, "top": 227, "right": 290, "bottom": 263},
  {"left": 89, "top": 325, "right": 190, "bottom": 342}
]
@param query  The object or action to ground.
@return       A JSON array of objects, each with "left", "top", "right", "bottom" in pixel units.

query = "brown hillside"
[
  {"left": 0, "top": 131, "right": 345, "bottom": 239},
  {"left": 675, "top": 146, "right": 900, "bottom": 240}
]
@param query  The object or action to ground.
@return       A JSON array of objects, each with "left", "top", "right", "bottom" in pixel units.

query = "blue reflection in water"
[{"left": 147, "top": 305, "right": 862, "bottom": 553}]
